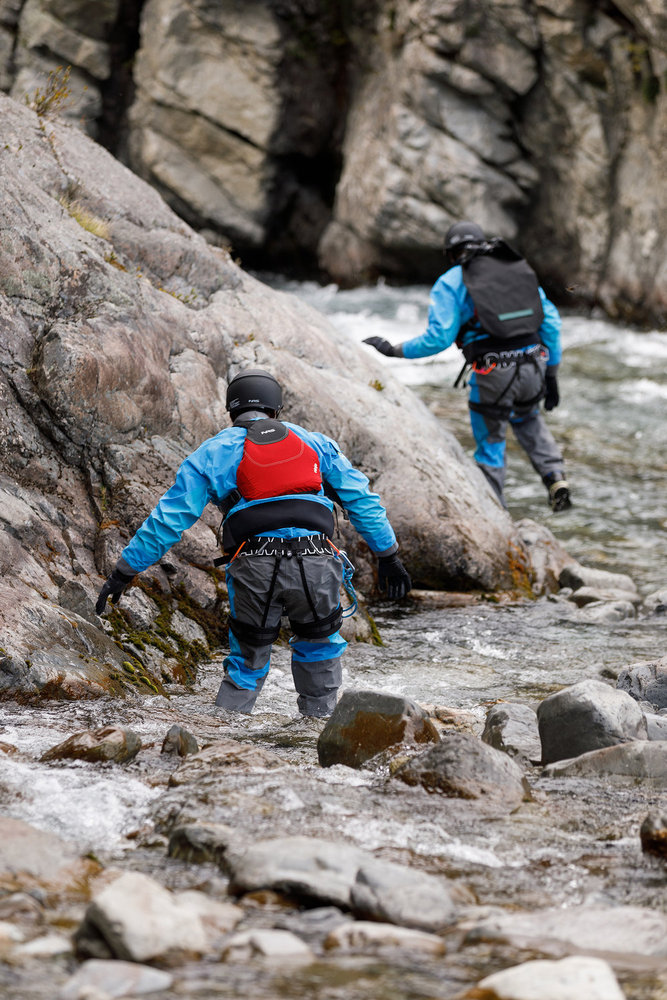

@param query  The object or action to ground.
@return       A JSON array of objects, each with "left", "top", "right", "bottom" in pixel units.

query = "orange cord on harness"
[{"left": 472, "top": 359, "right": 497, "bottom": 375}]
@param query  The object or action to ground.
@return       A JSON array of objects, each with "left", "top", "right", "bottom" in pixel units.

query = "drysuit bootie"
[{"left": 545, "top": 476, "right": 572, "bottom": 512}]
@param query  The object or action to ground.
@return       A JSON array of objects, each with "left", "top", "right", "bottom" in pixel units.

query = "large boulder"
[
  {"left": 537, "top": 679, "right": 648, "bottom": 765},
  {"left": 0, "top": 92, "right": 553, "bottom": 700}
]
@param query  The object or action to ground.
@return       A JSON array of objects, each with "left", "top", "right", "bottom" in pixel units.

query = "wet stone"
[
  {"left": 161, "top": 723, "right": 199, "bottom": 756},
  {"left": 465, "top": 904, "right": 667, "bottom": 960},
  {"left": 575, "top": 600, "right": 637, "bottom": 623},
  {"left": 542, "top": 741, "right": 667, "bottom": 785},
  {"left": 537, "top": 679, "right": 647, "bottom": 765},
  {"left": 558, "top": 564, "right": 638, "bottom": 595},
  {"left": 350, "top": 857, "right": 457, "bottom": 932},
  {"left": 221, "top": 928, "right": 313, "bottom": 964},
  {"left": 482, "top": 702, "right": 541, "bottom": 764},
  {"left": 643, "top": 711, "right": 667, "bottom": 741},
  {"left": 567, "top": 585, "right": 641, "bottom": 607},
  {"left": 167, "top": 822, "right": 236, "bottom": 866},
  {"left": 392, "top": 731, "right": 528, "bottom": 811},
  {"left": 40, "top": 726, "right": 142, "bottom": 764},
  {"left": 59, "top": 958, "right": 174, "bottom": 1000},
  {"left": 472, "top": 955, "right": 625, "bottom": 1000},
  {"left": 77, "top": 871, "right": 240, "bottom": 964},
  {"left": 317, "top": 689, "right": 440, "bottom": 769},
  {"left": 325, "top": 920, "right": 446, "bottom": 956},
  {"left": 225, "top": 836, "right": 367, "bottom": 908},
  {"left": 642, "top": 588, "right": 667, "bottom": 614},
  {"left": 617, "top": 655, "right": 667, "bottom": 711},
  {"left": 640, "top": 813, "right": 667, "bottom": 858},
  {"left": 167, "top": 739, "right": 286, "bottom": 786}
]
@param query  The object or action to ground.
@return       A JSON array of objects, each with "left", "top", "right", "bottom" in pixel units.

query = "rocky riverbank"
[{"left": 1, "top": 597, "right": 666, "bottom": 1000}]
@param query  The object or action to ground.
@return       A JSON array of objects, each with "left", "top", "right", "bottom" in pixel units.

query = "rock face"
[
  {"left": 0, "top": 92, "right": 558, "bottom": 701},
  {"left": 1, "top": 1, "right": 666, "bottom": 322}
]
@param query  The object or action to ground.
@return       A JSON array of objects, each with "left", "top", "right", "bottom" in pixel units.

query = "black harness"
[{"left": 226, "top": 535, "right": 344, "bottom": 645}]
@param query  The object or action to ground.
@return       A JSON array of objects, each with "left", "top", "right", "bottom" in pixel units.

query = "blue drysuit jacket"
[
  {"left": 118, "top": 420, "right": 398, "bottom": 574},
  {"left": 400, "top": 265, "right": 562, "bottom": 370}
]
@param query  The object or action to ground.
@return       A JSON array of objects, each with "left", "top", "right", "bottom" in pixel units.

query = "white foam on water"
[{"left": 0, "top": 756, "right": 160, "bottom": 851}]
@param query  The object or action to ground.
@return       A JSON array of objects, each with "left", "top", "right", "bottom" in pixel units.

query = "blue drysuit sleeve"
[
  {"left": 400, "top": 268, "right": 473, "bottom": 359},
  {"left": 538, "top": 289, "right": 562, "bottom": 368},
  {"left": 290, "top": 427, "right": 398, "bottom": 556},
  {"left": 119, "top": 430, "right": 245, "bottom": 573}
]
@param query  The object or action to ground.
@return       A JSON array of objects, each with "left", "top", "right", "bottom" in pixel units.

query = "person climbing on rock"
[
  {"left": 364, "top": 221, "right": 572, "bottom": 512},
  {"left": 95, "top": 369, "right": 411, "bottom": 717}
]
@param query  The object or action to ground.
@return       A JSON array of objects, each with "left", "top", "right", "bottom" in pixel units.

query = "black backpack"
[{"left": 461, "top": 239, "right": 544, "bottom": 347}]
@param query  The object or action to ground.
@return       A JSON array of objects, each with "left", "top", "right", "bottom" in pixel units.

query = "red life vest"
[{"left": 236, "top": 419, "right": 322, "bottom": 500}]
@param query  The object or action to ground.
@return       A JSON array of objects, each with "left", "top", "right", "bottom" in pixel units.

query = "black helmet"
[
  {"left": 226, "top": 369, "right": 283, "bottom": 419},
  {"left": 444, "top": 221, "right": 486, "bottom": 265}
]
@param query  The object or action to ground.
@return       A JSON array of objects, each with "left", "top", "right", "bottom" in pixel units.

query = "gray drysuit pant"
[
  {"left": 468, "top": 349, "right": 565, "bottom": 504},
  {"left": 216, "top": 539, "right": 346, "bottom": 717}
]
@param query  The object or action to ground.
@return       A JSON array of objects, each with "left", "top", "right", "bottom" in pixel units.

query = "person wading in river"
[
  {"left": 364, "top": 221, "right": 572, "bottom": 513},
  {"left": 95, "top": 369, "right": 411, "bottom": 717}
]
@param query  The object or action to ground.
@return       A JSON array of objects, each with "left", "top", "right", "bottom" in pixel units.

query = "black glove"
[
  {"left": 544, "top": 373, "right": 559, "bottom": 411},
  {"left": 378, "top": 553, "right": 412, "bottom": 600},
  {"left": 363, "top": 337, "right": 400, "bottom": 358},
  {"left": 95, "top": 567, "right": 135, "bottom": 615}
]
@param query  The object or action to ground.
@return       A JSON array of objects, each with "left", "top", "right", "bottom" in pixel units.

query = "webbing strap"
[
  {"left": 228, "top": 616, "right": 281, "bottom": 645},
  {"left": 289, "top": 605, "right": 343, "bottom": 640}
]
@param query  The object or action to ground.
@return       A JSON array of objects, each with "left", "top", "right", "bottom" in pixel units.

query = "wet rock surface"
[
  {"left": 392, "top": 731, "right": 529, "bottom": 811},
  {"left": 0, "top": 650, "right": 666, "bottom": 1000},
  {"left": 317, "top": 689, "right": 440, "bottom": 768},
  {"left": 537, "top": 679, "right": 648, "bottom": 765}
]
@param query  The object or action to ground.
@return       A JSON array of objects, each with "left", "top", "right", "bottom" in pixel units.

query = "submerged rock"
[
  {"left": 392, "top": 732, "right": 529, "bottom": 810},
  {"left": 221, "top": 929, "right": 313, "bottom": 964},
  {"left": 317, "top": 690, "right": 439, "bottom": 769},
  {"left": 642, "top": 589, "right": 667, "bottom": 615},
  {"left": 537, "top": 679, "right": 647, "bottom": 765},
  {"left": 643, "top": 712, "right": 667, "bottom": 741},
  {"left": 0, "top": 817, "right": 99, "bottom": 898},
  {"left": 167, "top": 739, "right": 286, "bottom": 786}
]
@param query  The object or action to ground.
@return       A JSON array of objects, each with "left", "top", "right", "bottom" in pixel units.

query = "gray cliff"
[{"left": 1, "top": 0, "right": 665, "bottom": 323}]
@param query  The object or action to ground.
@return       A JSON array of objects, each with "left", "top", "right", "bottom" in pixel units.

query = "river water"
[{"left": 1, "top": 281, "right": 667, "bottom": 998}]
